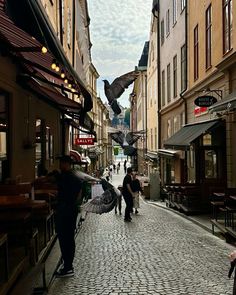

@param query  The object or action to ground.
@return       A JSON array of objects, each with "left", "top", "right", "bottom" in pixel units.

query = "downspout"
[
  {"left": 180, "top": 3, "right": 188, "bottom": 125},
  {"left": 179, "top": 4, "right": 188, "bottom": 182},
  {"left": 72, "top": 0, "right": 75, "bottom": 67},
  {"left": 59, "top": 0, "right": 63, "bottom": 46},
  {"left": 152, "top": 2, "right": 161, "bottom": 150}
]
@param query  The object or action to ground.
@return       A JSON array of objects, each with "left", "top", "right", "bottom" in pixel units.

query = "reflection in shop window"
[
  {"left": 205, "top": 150, "right": 217, "bottom": 178},
  {"left": 0, "top": 93, "right": 8, "bottom": 182},
  {"left": 203, "top": 133, "right": 212, "bottom": 145}
]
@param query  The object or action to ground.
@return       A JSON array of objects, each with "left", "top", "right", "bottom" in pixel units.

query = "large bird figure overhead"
[
  {"left": 109, "top": 130, "right": 145, "bottom": 147},
  {"left": 103, "top": 71, "right": 139, "bottom": 115}
]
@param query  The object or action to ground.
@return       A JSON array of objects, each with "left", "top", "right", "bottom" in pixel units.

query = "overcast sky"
[{"left": 87, "top": 0, "right": 152, "bottom": 108}]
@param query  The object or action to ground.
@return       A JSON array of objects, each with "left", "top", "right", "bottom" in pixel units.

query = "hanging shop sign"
[
  {"left": 75, "top": 137, "right": 94, "bottom": 145},
  {"left": 194, "top": 96, "right": 217, "bottom": 107}
]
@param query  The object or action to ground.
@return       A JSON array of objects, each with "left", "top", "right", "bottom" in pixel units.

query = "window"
[
  {"left": 161, "top": 19, "right": 165, "bottom": 45},
  {"left": 181, "top": 0, "right": 186, "bottom": 11},
  {"left": 223, "top": 0, "right": 232, "bottom": 54},
  {"left": 194, "top": 25, "right": 199, "bottom": 81},
  {"left": 155, "top": 127, "right": 157, "bottom": 150},
  {"left": 206, "top": 4, "right": 212, "bottom": 69},
  {"left": 167, "top": 64, "right": 171, "bottom": 103},
  {"left": 173, "top": 55, "right": 177, "bottom": 98},
  {"left": 67, "top": 7, "right": 71, "bottom": 48},
  {"left": 173, "top": 0, "right": 177, "bottom": 25},
  {"left": 0, "top": 92, "right": 8, "bottom": 182},
  {"left": 61, "top": 0, "right": 65, "bottom": 31},
  {"left": 161, "top": 70, "right": 165, "bottom": 106},
  {"left": 181, "top": 44, "right": 187, "bottom": 91},
  {"left": 151, "top": 128, "right": 153, "bottom": 150},
  {"left": 166, "top": 10, "right": 170, "bottom": 36}
]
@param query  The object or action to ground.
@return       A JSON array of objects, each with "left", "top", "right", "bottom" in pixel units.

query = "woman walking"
[{"left": 131, "top": 173, "right": 143, "bottom": 214}]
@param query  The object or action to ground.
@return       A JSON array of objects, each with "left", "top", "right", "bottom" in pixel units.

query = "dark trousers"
[
  {"left": 115, "top": 194, "right": 122, "bottom": 213},
  {"left": 123, "top": 194, "right": 133, "bottom": 220},
  {"left": 56, "top": 210, "right": 78, "bottom": 270}
]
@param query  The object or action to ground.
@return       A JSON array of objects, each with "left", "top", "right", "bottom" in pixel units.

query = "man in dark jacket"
[
  {"left": 55, "top": 156, "right": 82, "bottom": 277},
  {"left": 122, "top": 167, "right": 134, "bottom": 222}
]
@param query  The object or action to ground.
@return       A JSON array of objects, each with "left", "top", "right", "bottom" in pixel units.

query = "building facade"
[
  {"left": 0, "top": 0, "right": 94, "bottom": 182},
  {"left": 158, "top": 0, "right": 187, "bottom": 184}
]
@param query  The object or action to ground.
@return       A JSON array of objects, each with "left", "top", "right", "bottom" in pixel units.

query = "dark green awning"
[{"left": 164, "top": 120, "right": 221, "bottom": 150}]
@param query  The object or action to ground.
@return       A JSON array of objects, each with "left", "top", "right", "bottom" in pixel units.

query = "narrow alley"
[{"left": 49, "top": 170, "right": 234, "bottom": 295}]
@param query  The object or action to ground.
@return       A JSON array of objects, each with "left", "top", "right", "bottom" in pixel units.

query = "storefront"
[{"left": 163, "top": 119, "right": 227, "bottom": 212}]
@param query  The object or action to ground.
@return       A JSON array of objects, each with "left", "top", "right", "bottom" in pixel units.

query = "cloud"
[{"left": 87, "top": 0, "right": 152, "bottom": 107}]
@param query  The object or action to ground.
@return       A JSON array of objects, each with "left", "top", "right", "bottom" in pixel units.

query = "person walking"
[
  {"left": 124, "top": 159, "right": 127, "bottom": 174},
  {"left": 113, "top": 163, "right": 116, "bottom": 173},
  {"left": 122, "top": 167, "right": 134, "bottom": 222},
  {"left": 54, "top": 156, "right": 82, "bottom": 277},
  {"left": 131, "top": 173, "right": 143, "bottom": 214},
  {"left": 117, "top": 162, "right": 120, "bottom": 174}
]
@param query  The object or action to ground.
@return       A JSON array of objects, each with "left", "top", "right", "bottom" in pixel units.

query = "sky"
[{"left": 87, "top": 0, "right": 153, "bottom": 108}]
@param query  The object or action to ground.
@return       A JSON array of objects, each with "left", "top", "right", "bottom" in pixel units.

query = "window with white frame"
[
  {"left": 173, "top": 55, "right": 177, "bottom": 98},
  {"left": 167, "top": 63, "right": 171, "bottom": 103},
  {"left": 181, "top": 0, "right": 186, "bottom": 11},
  {"left": 67, "top": 7, "right": 71, "bottom": 47},
  {"left": 161, "top": 70, "right": 165, "bottom": 106},
  {"left": 173, "top": 0, "right": 177, "bottom": 25},
  {"left": 161, "top": 19, "right": 165, "bottom": 45},
  {"left": 166, "top": 9, "right": 170, "bottom": 36}
]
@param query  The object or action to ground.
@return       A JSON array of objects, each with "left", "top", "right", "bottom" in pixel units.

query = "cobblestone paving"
[{"left": 49, "top": 172, "right": 235, "bottom": 295}]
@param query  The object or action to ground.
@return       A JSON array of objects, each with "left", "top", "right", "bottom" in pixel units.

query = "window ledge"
[
  {"left": 223, "top": 47, "right": 233, "bottom": 58},
  {"left": 205, "top": 65, "right": 212, "bottom": 72}
]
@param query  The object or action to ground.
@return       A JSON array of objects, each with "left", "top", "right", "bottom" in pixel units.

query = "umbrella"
[{"left": 82, "top": 180, "right": 121, "bottom": 214}]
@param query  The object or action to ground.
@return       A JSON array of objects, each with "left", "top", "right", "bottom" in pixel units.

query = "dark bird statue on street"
[{"left": 103, "top": 71, "right": 139, "bottom": 115}]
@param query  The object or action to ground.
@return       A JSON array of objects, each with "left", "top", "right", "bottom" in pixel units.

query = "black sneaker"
[
  {"left": 55, "top": 268, "right": 74, "bottom": 278},
  {"left": 135, "top": 210, "right": 139, "bottom": 214}
]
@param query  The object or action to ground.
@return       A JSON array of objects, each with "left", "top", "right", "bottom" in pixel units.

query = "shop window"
[
  {"left": 0, "top": 93, "right": 8, "bottom": 182},
  {"left": 202, "top": 133, "right": 212, "bottom": 145},
  {"left": 46, "top": 126, "right": 54, "bottom": 165},
  {"left": 204, "top": 150, "right": 217, "bottom": 179}
]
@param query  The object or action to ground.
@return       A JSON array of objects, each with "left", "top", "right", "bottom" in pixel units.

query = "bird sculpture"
[
  {"left": 110, "top": 130, "right": 145, "bottom": 147},
  {"left": 82, "top": 179, "right": 121, "bottom": 214},
  {"left": 109, "top": 130, "right": 145, "bottom": 156},
  {"left": 103, "top": 71, "right": 139, "bottom": 115}
]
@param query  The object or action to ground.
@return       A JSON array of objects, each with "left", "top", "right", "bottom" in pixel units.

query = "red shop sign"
[
  {"left": 75, "top": 137, "right": 94, "bottom": 145},
  {"left": 194, "top": 106, "right": 208, "bottom": 116}
]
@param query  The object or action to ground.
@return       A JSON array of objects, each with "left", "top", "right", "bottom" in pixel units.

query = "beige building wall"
[
  {"left": 159, "top": 0, "right": 186, "bottom": 143},
  {"left": 147, "top": 14, "right": 158, "bottom": 153},
  {"left": 187, "top": 0, "right": 236, "bottom": 187}
]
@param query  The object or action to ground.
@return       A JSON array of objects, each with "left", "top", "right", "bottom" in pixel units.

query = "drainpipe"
[
  {"left": 179, "top": 4, "right": 188, "bottom": 183},
  {"left": 72, "top": 0, "right": 75, "bottom": 67},
  {"left": 59, "top": 0, "right": 63, "bottom": 46},
  {"left": 180, "top": 2, "right": 188, "bottom": 125}
]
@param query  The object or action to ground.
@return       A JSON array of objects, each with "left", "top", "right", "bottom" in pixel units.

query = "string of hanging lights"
[{"left": 40, "top": 45, "right": 78, "bottom": 94}]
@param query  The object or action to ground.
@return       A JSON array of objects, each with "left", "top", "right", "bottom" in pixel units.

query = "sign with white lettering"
[
  {"left": 75, "top": 137, "right": 94, "bottom": 145},
  {"left": 194, "top": 96, "right": 217, "bottom": 107}
]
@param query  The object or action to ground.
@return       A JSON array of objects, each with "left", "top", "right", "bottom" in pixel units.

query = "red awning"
[
  {"left": 70, "top": 150, "right": 82, "bottom": 163},
  {"left": 24, "top": 78, "right": 81, "bottom": 115},
  {"left": 0, "top": 9, "right": 87, "bottom": 105}
]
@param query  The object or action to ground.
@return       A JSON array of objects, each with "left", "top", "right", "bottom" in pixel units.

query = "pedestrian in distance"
[
  {"left": 124, "top": 159, "right": 127, "bottom": 174},
  {"left": 113, "top": 163, "right": 116, "bottom": 173},
  {"left": 122, "top": 167, "right": 134, "bottom": 222},
  {"left": 115, "top": 185, "right": 122, "bottom": 215},
  {"left": 117, "top": 162, "right": 120, "bottom": 174},
  {"left": 131, "top": 172, "right": 143, "bottom": 214}
]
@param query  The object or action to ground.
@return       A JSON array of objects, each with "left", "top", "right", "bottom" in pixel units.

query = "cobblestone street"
[{"left": 49, "top": 170, "right": 235, "bottom": 295}]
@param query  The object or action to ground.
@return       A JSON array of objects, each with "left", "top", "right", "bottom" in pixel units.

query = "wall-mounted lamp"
[
  {"left": 51, "top": 59, "right": 56, "bottom": 70},
  {"left": 41, "top": 46, "right": 47, "bottom": 54},
  {"left": 60, "top": 70, "right": 65, "bottom": 79}
]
